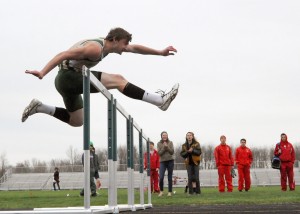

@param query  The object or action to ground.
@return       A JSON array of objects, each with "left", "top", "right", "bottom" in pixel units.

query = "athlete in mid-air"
[{"left": 22, "top": 27, "right": 179, "bottom": 126}]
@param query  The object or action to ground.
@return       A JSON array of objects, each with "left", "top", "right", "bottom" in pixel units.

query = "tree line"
[{"left": 0, "top": 143, "right": 299, "bottom": 176}]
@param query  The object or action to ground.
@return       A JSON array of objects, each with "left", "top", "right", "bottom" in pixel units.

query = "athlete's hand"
[
  {"left": 161, "top": 46, "right": 177, "bottom": 56},
  {"left": 25, "top": 70, "right": 43, "bottom": 79}
]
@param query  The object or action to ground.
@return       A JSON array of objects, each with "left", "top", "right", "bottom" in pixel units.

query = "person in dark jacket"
[
  {"left": 180, "top": 132, "right": 202, "bottom": 195},
  {"left": 80, "top": 141, "right": 97, "bottom": 197},
  {"left": 92, "top": 147, "right": 101, "bottom": 189},
  {"left": 53, "top": 167, "right": 60, "bottom": 191}
]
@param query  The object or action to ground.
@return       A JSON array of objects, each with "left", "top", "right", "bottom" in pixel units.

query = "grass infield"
[{"left": 0, "top": 186, "right": 298, "bottom": 210}]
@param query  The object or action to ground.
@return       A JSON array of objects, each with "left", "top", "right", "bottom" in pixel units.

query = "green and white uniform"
[{"left": 55, "top": 38, "right": 108, "bottom": 112}]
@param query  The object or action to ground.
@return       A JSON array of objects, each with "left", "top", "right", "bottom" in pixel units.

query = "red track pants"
[
  {"left": 217, "top": 165, "right": 233, "bottom": 192},
  {"left": 150, "top": 169, "right": 160, "bottom": 192},
  {"left": 280, "top": 162, "right": 295, "bottom": 191},
  {"left": 237, "top": 164, "right": 251, "bottom": 191}
]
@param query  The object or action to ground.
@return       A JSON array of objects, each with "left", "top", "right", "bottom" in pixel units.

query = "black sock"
[
  {"left": 122, "top": 82, "right": 145, "bottom": 100},
  {"left": 53, "top": 107, "right": 70, "bottom": 123}
]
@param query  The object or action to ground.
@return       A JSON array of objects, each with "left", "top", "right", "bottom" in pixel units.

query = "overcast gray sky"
[{"left": 1, "top": 0, "right": 300, "bottom": 165}]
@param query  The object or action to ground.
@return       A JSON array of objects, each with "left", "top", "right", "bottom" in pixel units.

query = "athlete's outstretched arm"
[
  {"left": 25, "top": 43, "right": 101, "bottom": 79},
  {"left": 124, "top": 44, "right": 177, "bottom": 56}
]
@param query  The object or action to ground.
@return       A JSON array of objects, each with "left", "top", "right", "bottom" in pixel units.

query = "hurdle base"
[{"left": 0, "top": 204, "right": 152, "bottom": 214}]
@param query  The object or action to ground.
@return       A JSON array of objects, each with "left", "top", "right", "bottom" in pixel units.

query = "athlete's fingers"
[
  {"left": 25, "top": 70, "right": 43, "bottom": 79},
  {"left": 168, "top": 46, "right": 177, "bottom": 52}
]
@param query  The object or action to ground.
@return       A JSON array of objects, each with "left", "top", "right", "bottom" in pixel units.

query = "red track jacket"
[
  {"left": 274, "top": 141, "right": 295, "bottom": 163},
  {"left": 235, "top": 146, "right": 253, "bottom": 166},
  {"left": 214, "top": 144, "right": 234, "bottom": 167},
  {"left": 144, "top": 149, "right": 160, "bottom": 170}
]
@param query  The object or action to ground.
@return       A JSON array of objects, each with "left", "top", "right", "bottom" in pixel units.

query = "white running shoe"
[
  {"left": 158, "top": 83, "right": 179, "bottom": 111},
  {"left": 21, "top": 99, "right": 42, "bottom": 122}
]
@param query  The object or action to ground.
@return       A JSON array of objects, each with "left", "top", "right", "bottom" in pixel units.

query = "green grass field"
[{"left": 0, "top": 186, "right": 298, "bottom": 210}]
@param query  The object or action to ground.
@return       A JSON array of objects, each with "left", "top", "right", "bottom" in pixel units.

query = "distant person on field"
[
  {"left": 144, "top": 141, "right": 160, "bottom": 193},
  {"left": 92, "top": 147, "right": 101, "bottom": 190},
  {"left": 80, "top": 141, "right": 97, "bottom": 197},
  {"left": 214, "top": 135, "right": 234, "bottom": 192},
  {"left": 157, "top": 131, "right": 175, "bottom": 197},
  {"left": 235, "top": 138, "right": 253, "bottom": 192},
  {"left": 53, "top": 167, "right": 60, "bottom": 191},
  {"left": 274, "top": 133, "right": 295, "bottom": 191},
  {"left": 180, "top": 132, "right": 202, "bottom": 195}
]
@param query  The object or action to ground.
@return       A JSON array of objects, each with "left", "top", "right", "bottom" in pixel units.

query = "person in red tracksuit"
[
  {"left": 235, "top": 138, "right": 253, "bottom": 192},
  {"left": 144, "top": 141, "right": 160, "bottom": 193},
  {"left": 214, "top": 135, "right": 234, "bottom": 192},
  {"left": 274, "top": 133, "right": 295, "bottom": 191}
]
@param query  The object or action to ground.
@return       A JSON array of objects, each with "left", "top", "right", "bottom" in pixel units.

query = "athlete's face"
[
  {"left": 220, "top": 136, "right": 226, "bottom": 145},
  {"left": 240, "top": 140, "right": 246, "bottom": 147},
  {"left": 113, "top": 38, "right": 129, "bottom": 54},
  {"left": 281, "top": 134, "right": 287, "bottom": 142}
]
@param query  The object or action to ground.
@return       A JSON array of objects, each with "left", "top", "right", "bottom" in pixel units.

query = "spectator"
[
  {"left": 157, "top": 131, "right": 175, "bottom": 197},
  {"left": 235, "top": 138, "right": 253, "bottom": 192},
  {"left": 214, "top": 135, "right": 234, "bottom": 192},
  {"left": 180, "top": 132, "right": 202, "bottom": 195},
  {"left": 92, "top": 147, "right": 101, "bottom": 190},
  {"left": 80, "top": 141, "right": 97, "bottom": 197},
  {"left": 274, "top": 133, "right": 295, "bottom": 191},
  {"left": 53, "top": 167, "right": 60, "bottom": 191},
  {"left": 144, "top": 141, "right": 160, "bottom": 193}
]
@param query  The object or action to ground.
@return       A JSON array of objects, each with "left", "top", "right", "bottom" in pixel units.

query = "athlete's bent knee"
[
  {"left": 69, "top": 120, "right": 83, "bottom": 127},
  {"left": 113, "top": 74, "right": 126, "bottom": 82},
  {"left": 68, "top": 109, "right": 83, "bottom": 127}
]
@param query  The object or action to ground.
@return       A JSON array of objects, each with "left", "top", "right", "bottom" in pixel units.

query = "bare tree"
[
  {"left": 0, "top": 152, "right": 8, "bottom": 177},
  {"left": 95, "top": 147, "right": 108, "bottom": 171},
  {"left": 133, "top": 145, "right": 139, "bottom": 170},
  {"left": 251, "top": 147, "right": 270, "bottom": 168},
  {"left": 118, "top": 145, "right": 127, "bottom": 171},
  {"left": 65, "top": 145, "right": 81, "bottom": 172},
  {"left": 201, "top": 144, "right": 215, "bottom": 169},
  {"left": 31, "top": 158, "right": 47, "bottom": 173},
  {"left": 294, "top": 143, "right": 300, "bottom": 167},
  {"left": 174, "top": 144, "right": 185, "bottom": 170},
  {"left": 14, "top": 160, "right": 31, "bottom": 173}
]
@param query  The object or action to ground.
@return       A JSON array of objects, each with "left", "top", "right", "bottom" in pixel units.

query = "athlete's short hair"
[
  {"left": 105, "top": 27, "right": 132, "bottom": 42},
  {"left": 240, "top": 138, "right": 246, "bottom": 143},
  {"left": 220, "top": 135, "right": 226, "bottom": 140}
]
